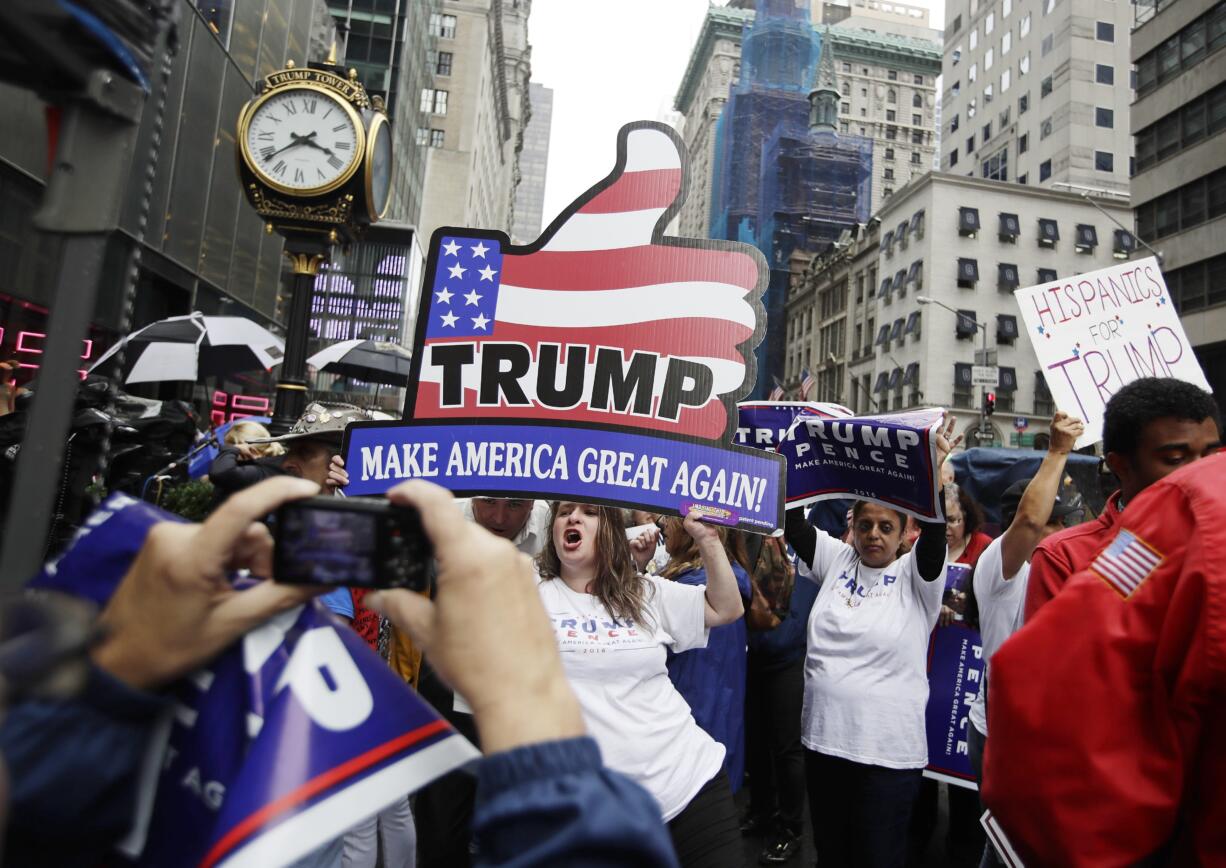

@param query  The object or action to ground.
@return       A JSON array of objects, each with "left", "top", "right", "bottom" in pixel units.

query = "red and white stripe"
[
  {"left": 1090, "top": 529, "right": 1162, "bottom": 598},
  {"left": 415, "top": 126, "right": 760, "bottom": 441}
]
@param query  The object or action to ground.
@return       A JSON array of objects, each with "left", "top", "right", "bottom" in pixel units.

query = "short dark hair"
[
  {"left": 950, "top": 485, "right": 984, "bottom": 537},
  {"left": 1102, "top": 377, "right": 1220, "bottom": 457},
  {"left": 851, "top": 500, "right": 906, "bottom": 528}
]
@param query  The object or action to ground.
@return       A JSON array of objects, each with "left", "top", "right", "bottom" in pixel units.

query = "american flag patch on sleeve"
[{"left": 1090, "top": 529, "right": 1162, "bottom": 598}]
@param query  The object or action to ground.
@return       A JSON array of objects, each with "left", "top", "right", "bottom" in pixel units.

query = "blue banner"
[
  {"left": 734, "top": 401, "right": 852, "bottom": 452},
  {"left": 342, "top": 420, "right": 786, "bottom": 533},
  {"left": 923, "top": 563, "right": 985, "bottom": 789},
  {"left": 31, "top": 495, "right": 478, "bottom": 867},
  {"left": 756, "top": 406, "right": 945, "bottom": 521}
]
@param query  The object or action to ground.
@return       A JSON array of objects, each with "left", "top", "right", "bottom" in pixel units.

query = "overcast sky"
[{"left": 528, "top": 0, "right": 945, "bottom": 236}]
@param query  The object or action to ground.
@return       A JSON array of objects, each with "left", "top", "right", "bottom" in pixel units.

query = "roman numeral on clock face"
[
  {"left": 284, "top": 102, "right": 298, "bottom": 115},
  {"left": 293, "top": 168, "right": 305, "bottom": 183},
  {"left": 327, "top": 155, "right": 344, "bottom": 170},
  {"left": 304, "top": 99, "right": 317, "bottom": 114},
  {"left": 332, "top": 124, "right": 348, "bottom": 133},
  {"left": 335, "top": 141, "right": 351, "bottom": 150},
  {"left": 260, "top": 146, "right": 275, "bottom": 160},
  {"left": 273, "top": 160, "right": 287, "bottom": 176},
  {"left": 257, "top": 131, "right": 274, "bottom": 141}
]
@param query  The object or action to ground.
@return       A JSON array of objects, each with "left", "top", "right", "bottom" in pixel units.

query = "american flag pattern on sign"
[
  {"left": 412, "top": 127, "right": 762, "bottom": 442},
  {"left": 1090, "top": 529, "right": 1162, "bottom": 598}
]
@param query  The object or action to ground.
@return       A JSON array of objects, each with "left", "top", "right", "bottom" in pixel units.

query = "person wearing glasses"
[{"left": 784, "top": 414, "right": 961, "bottom": 868}]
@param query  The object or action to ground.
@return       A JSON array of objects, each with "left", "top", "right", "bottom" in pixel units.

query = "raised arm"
[
  {"left": 915, "top": 413, "right": 963, "bottom": 582},
  {"left": 999, "top": 413, "right": 1084, "bottom": 579},
  {"left": 683, "top": 511, "right": 745, "bottom": 627}
]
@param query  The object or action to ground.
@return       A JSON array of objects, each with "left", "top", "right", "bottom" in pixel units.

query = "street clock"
[{"left": 236, "top": 61, "right": 392, "bottom": 241}]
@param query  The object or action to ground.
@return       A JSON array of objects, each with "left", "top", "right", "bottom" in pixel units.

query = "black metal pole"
[{"left": 270, "top": 235, "right": 331, "bottom": 434}]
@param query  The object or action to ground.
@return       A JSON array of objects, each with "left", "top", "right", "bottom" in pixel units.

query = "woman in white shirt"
[
  {"left": 783, "top": 416, "right": 959, "bottom": 868},
  {"left": 536, "top": 501, "right": 745, "bottom": 868}
]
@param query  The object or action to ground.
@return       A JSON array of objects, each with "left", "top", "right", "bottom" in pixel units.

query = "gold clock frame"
[
  {"left": 237, "top": 81, "right": 366, "bottom": 199},
  {"left": 363, "top": 112, "right": 393, "bottom": 222}
]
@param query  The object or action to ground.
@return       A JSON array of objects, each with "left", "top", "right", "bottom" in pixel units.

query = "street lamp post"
[{"left": 916, "top": 295, "right": 993, "bottom": 444}]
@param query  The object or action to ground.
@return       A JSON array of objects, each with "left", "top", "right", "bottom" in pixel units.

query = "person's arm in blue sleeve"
[
  {"left": 0, "top": 664, "right": 169, "bottom": 865},
  {"left": 474, "top": 736, "right": 678, "bottom": 868}
]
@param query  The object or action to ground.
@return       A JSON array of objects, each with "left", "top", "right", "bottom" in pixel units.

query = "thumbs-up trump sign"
[{"left": 343, "top": 121, "right": 786, "bottom": 533}]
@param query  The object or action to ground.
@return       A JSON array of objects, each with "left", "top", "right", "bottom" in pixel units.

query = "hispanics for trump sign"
[
  {"left": 1014, "top": 257, "right": 1210, "bottom": 448},
  {"left": 343, "top": 121, "right": 786, "bottom": 533}
]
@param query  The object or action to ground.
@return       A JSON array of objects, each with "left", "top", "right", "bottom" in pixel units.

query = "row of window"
[
  {"left": 840, "top": 62, "right": 924, "bottom": 86},
  {"left": 946, "top": 311, "right": 1020, "bottom": 343},
  {"left": 877, "top": 260, "right": 924, "bottom": 300},
  {"left": 841, "top": 105, "right": 925, "bottom": 127},
  {"left": 1135, "top": 166, "right": 1226, "bottom": 242},
  {"left": 428, "top": 12, "right": 456, "bottom": 39},
  {"left": 420, "top": 88, "right": 448, "bottom": 115},
  {"left": 866, "top": 312, "right": 922, "bottom": 353},
  {"left": 414, "top": 127, "right": 445, "bottom": 148},
  {"left": 881, "top": 208, "right": 926, "bottom": 254},
  {"left": 841, "top": 82, "right": 925, "bottom": 110},
  {"left": 1134, "top": 80, "right": 1226, "bottom": 173},
  {"left": 1136, "top": 1, "right": 1226, "bottom": 97},
  {"left": 427, "top": 49, "right": 453, "bottom": 77},
  {"left": 871, "top": 362, "right": 923, "bottom": 393},
  {"left": 1167, "top": 251, "right": 1226, "bottom": 314},
  {"left": 956, "top": 209, "right": 1125, "bottom": 252}
]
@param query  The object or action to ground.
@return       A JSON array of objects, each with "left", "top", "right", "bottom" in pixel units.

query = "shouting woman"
[{"left": 536, "top": 502, "right": 745, "bottom": 868}]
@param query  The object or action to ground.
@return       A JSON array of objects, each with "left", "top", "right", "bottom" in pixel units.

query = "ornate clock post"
[{"left": 236, "top": 58, "right": 393, "bottom": 433}]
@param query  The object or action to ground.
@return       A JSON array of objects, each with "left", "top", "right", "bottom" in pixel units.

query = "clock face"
[{"left": 243, "top": 88, "right": 362, "bottom": 194}]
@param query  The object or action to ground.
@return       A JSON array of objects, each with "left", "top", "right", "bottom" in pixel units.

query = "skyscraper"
[
  {"left": 939, "top": 0, "right": 1135, "bottom": 193},
  {"left": 512, "top": 82, "right": 554, "bottom": 244},
  {"left": 1130, "top": 0, "right": 1226, "bottom": 399}
]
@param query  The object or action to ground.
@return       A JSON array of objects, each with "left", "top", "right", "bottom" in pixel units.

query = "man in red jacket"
[
  {"left": 1023, "top": 377, "right": 1219, "bottom": 621},
  {"left": 983, "top": 450, "right": 1226, "bottom": 865}
]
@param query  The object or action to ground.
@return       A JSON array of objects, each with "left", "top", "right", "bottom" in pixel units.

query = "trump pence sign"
[
  {"left": 342, "top": 121, "right": 785, "bottom": 533},
  {"left": 1014, "top": 257, "right": 1210, "bottom": 448}
]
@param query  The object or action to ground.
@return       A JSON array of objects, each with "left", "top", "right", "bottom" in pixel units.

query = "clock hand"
[
  {"left": 263, "top": 131, "right": 318, "bottom": 161},
  {"left": 296, "top": 135, "right": 336, "bottom": 157}
]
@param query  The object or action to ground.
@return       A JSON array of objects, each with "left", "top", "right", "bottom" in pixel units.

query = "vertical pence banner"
[
  {"left": 343, "top": 121, "right": 785, "bottom": 533},
  {"left": 1013, "top": 257, "right": 1210, "bottom": 448}
]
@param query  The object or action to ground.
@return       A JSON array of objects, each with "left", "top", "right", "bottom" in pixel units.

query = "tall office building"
[
  {"left": 1130, "top": 0, "right": 1226, "bottom": 398},
  {"left": 511, "top": 82, "right": 554, "bottom": 244},
  {"left": 327, "top": 0, "right": 439, "bottom": 225},
  {"left": 939, "top": 0, "right": 1135, "bottom": 194},
  {"left": 674, "top": 1, "right": 940, "bottom": 239},
  {"left": 416, "top": 0, "right": 533, "bottom": 243}
]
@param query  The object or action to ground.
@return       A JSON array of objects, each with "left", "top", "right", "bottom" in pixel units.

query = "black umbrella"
[
  {"left": 307, "top": 339, "right": 412, "bottom": 386},
  {"left": 89, "top": 312, "right": 285, "bottom": 383}
]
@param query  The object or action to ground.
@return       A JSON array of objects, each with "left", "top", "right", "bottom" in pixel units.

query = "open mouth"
[{"left": 562, "top": 528, "right": 582, "bottom": 550}]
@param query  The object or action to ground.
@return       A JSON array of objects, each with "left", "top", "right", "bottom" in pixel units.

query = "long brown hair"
[
  {"left": 658, "top": 517, "right": 748, "bottom": 580},
  {"left": 536, "top": 502, "right": 653, "bottom": 628}
]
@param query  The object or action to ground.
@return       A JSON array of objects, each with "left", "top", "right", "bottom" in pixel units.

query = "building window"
[
  {"left": 1040, "top": 116, "right": 1053, "bottom": 139},
  {"left": 1002, "top": 31, "right": 1012, "bottom": 55},
  {"left": 1037, "top": 267, "right": 1057, "bottom": 283},
  {"left": 1095, "top": 150, "right": 1114, "bottom": 172},
  {"left": 967, "top": 134, "right": 975, "bottom": 152},
  {"left": 983, "top": 121, "right": 992, "bottom": 141},
  {"left": 1039, "top": 159, "right": 1052, "bottom": 181},
  {"left": 1002, "top": 69, "right": 1011, "bottom": 93},
  {"left": 1096, "top": 107, "right": 1114, "bottom": 128},
  {"left": 888, "top": 69, "right": 898, "bottom": 81},
  {"left": 415, "top": 127, "right": 429, "bottom": 146},
  {"left": 421, "top": 88, "right": 448, "bottom": 115},
  {"left": 1018, "top": 133, "right": 1028, "bottom": 154},
  {"left": 1037, "top": 218, "right": 1059, "bottom": 248},
  {"left": 954, "top": 308, "right": 978, "bottom": 336},
  {"left": 429, "top": 12, "right": 457, "bottom": 38},
  {"left": 1034, "top": 372, "right": 1054, "bottom": 416},
  {"left": 911, "top": 151, "right": 922, "bottom": 164},
  {"left": 886, "top": 126, "right": 897, "bottom": 140},
  {"left": 884, "top": 167, "right": 895, "bottom": 180},
  {"left": 986, "top": 12, "right": 995, "bottom": 34},
  {"left": 888, "top": 88, "right": 897, "bottom": 104},
  {"left": 842, "top": 102, "right": 851, "bottom": 114},
  {"left": 1018, "top": 173, "right": 1028, "bottom": 184},
  {"left": 884, "top": 187, "right": 894, "bottom": 198},
  {"left": 971, "top": 28, "right": 979, "bottom": 51},
  {"left": 950, "top": 114, "right": 960, "bottom": 133},
  {"left": 998, "top": 262, "right": 1020, "bottom": 289},
  {"left": 1019, "top": 53, "right": 1030, "bottom": 76},
  {"left": 1075, "top": 224, "right": 1098, "bottom": 253},
  {"left": 1136, "top": 5, "right": 1226, "bottom": 97},
  {"left": 1041, "top": 76, "right": 1053, "bottom": 98},
  {"left": 912, "top": 93, "right": 923, "bottom": 109},
  {"left": 915, "top": 74, "right": 924, "bottom": 84},
  {"left": 842, "top": 83, "right": 851, "bottom": 96},
  {"left": 949, "top": 148, "right": 959, "bottom": 166},
  {"left": 985, "top": 84, "right": 994, "bottom": 104},
  {"left": 435, "top": 51, "right": 453, "bottom": 76},
  {"left": 887, "top": 109, "right": 896, "bottom": 121},
  {"left": 954, "top": 363, "right": 975, "bottom": 408},
  {"left": 1135, "top": 82, "right": 1226, "bottom": 171},
  {"left": 1134, "top": 166, "right": 1226, "bottom": 242},
  {"left": 970, "top": 62, "right": 978, "bottom": 83},
  {"left": 1096, "top": 64, "right": 1114, "bottom": 85},
  {"left": 998, "top": 212, "right": 1021, "bottom": 241},
  {"left": 841, "top": 121, "right": 850, "bottom": 133},
  {"left": 952, "top": 80, "right": 961, "bottom": 96},
  {"left": 911, "top": 130, "right": 924, "bottom": 144},
  {"left": 1096, "top": 21, "right": 1114, "bottom": 42},
  {"left": 843, "top": 62, "right": 851, "bottom": 72},
  {"left": 1041, "top": 34, "right": 1053, "bottom": 56},
  {"left": 1021, "top": 13, "right": 1031, "bottom": 36},
  {"left": 430, "top": 129, "right": 445, "bottom": 148},
  {"left": 912, "top": 113, "right": 922, "bottom": 125},
  {"left": 983, "top": 148, "right": 1008, "bottom": 181},
  {"left": 986, "top": 48, "right": 994, "bottom": 71},
  {"left": 997, "top": 315, "right": 1019, "bottom": 345},
  {"left": 1019, "top": 92, "right": 1029, "bottom": 114}
]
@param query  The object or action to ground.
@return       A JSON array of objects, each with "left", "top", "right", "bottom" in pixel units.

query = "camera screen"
[{"left": 279, "top": 507, "right": 378, "bottom": 586}]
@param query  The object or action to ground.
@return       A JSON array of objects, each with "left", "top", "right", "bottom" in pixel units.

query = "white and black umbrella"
[
  {"left": 307, "top": 339, "right": 412, "bottom": 386},
  {"left": 90, "top": 312, "right": 285, "bottom": 384}
]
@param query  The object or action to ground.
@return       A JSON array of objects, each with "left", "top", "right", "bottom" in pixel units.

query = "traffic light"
[{"left": 984, "top": 391, "right": 996, "bottom": 417}]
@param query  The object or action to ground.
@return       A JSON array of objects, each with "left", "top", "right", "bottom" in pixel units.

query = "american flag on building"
[
  {"left": 800, "top": 367, "right": 816, "bottom": 401},
  {"left": 1090, "top": 529, "right": 1162, "bottom": 598},
  {"left": 411, "top": 128, "right": 763, "bottom": 441}
]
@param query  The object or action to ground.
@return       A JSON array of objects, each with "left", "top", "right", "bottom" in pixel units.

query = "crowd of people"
[{"left": 0, "top": 375, "right": 1222, "bottom": 868}]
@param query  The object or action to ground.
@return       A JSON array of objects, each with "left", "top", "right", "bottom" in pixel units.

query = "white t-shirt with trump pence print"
[
  {"left": 797, "top": 531, "right": 946, "bottom": 769},
  {"left": 536, "top": 572, "right": 725, "bottom": 821}
]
